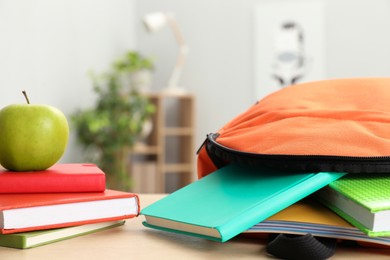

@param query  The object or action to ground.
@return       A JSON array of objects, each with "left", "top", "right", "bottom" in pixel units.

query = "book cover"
[
  {"left": 0, "top": 220, "right": 125, "bottom": 249},
  {"left": 316, "top": 173, "right": 390, "bottom": 237},
  {"left": 245, "top": 198, "right": 390, "bottom": 247},
  {"left": 0, "top": 164, "right": 106, "bottom": 193},
  {"left": 0, "top": 189, "right": 139, "bottom": 234},
  {"left": 141, "top": 163, "right": 346, "bottom": 242}
]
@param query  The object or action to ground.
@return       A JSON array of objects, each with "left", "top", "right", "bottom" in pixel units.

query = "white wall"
[
  {"left": 1, "top": 0, "right": 390, "bottom": 164},
  {"left": 326, "top": 0, "right": 390, "bottom": 77},
  {"left": 136, "top": 0, "right": 390, "bottom": 150},
  {"left": 0, "top": 0, "right": 137, "bottom": 163}
]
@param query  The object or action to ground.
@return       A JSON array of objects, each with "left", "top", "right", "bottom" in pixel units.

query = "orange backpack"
[{"left": 197, "top": 78, "right": 390, "bottom": 178}]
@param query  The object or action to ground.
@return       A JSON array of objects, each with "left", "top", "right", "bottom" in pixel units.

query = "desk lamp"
[{"left": 143, "top": 12, "right": 188, "bottom": 94}]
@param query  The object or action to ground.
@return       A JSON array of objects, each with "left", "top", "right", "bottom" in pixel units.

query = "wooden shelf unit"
[{"left": 130, "top": 92, "right": 196, "bottom": 193}]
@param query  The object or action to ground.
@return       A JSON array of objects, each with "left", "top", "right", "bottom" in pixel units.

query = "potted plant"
[
  {"left": 72, "top": 51, "right": 155, "bottom": 191},
  {"left": 114, "top": 51, "right": 154, "bottom": 93}
]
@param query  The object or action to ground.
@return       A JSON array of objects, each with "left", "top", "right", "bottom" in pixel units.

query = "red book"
[
  {"left": 0, "top": 189, "right": 140, "bottom": 234},
  {"left": 0, "top": 164, "right": 106, "bottom": 193}
]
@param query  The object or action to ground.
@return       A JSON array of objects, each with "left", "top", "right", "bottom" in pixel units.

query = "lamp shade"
[{"left": 143, "top": 12, "right": 168, "bottom": 32}]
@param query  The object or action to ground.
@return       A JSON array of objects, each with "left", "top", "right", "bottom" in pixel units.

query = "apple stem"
[{"left": 22, "top": 90, "right": 30, "bottom": 104}]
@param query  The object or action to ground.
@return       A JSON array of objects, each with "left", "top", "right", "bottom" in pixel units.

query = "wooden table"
[{"left": 1, "top": 194, "right": 389, "bottom": 259}]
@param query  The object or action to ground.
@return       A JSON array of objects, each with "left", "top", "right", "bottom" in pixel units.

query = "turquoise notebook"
[
  {"left": 316, "top": 173, "right": 390, "bottom": 237},
  {"left": 141, "top": 163, "right": 346, "bottom": 242}
]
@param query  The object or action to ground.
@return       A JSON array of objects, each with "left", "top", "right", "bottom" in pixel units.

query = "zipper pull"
[
  {"left": 196, "top": 135, "right": 209, "bottom": 155},
  {"left": 196, "top": 133, "right": 220, "bottom": 154}
]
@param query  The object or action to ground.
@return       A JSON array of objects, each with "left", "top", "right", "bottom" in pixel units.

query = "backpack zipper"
[{"left": 201, "top": 133, "right": 390, "bottom": 173}]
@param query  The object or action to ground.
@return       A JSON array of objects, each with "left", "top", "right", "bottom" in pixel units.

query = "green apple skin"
[{"left": 0, "top": 104, "right": 69, "bottom": 171}]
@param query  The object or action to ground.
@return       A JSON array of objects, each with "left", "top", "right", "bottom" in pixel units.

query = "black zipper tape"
[{"left": 204, "top": 133, "right": 390, "bottom": 174}]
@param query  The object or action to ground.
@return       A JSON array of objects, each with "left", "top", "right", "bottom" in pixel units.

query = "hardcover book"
[
  {"left": 141, "top": 163, "right": 346, "bottom": 242},
  {"left": 0, "top": 220, "right": 125, "bottom": 249},
  {"left": 316, "top": 173, "right": 390, "bottom": 237},
  {"left": 245, "top": 198, "right": 390, "bottom": 247},
  {"left": 0, "top": 189, "right": 139, "bottom": 234},
  {"left": 0, "top": 164, "right": 106, "bottom": 193}
]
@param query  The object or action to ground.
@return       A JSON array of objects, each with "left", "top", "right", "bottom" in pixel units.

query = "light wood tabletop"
[{"left": 1, "top": 194, "right": 389, "bottom": 259}]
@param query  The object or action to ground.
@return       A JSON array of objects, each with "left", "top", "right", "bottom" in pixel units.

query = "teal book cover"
[
  {"left": 141, "top": 163, "right": 346, "bottom": 242},
  {"left": 0, "top": 220, "right": 125, "bottom": 249},
  {"left": 316, "top": 173, "right": 390, "bottom": 237}
]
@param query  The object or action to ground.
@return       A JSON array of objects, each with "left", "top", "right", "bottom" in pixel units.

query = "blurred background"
[{"left": 1, "top": 0, "right": 390, "bottom": 192}]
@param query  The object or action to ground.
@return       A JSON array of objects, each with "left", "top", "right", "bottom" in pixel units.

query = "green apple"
[{"left": 0, "top": 91, "right": 69, "bottom": 171}]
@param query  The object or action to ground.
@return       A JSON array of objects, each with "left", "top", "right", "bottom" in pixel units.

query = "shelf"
[
  {"left": 129, "top": 92, "right": 195, "bottom": 193},
  {"left": 164, "top": 163, "right": 194, "bottom": 173},
  {"left": 132, "top": 144, "right": 159, "bottom": 155},
  {"left": 163, "top": 127, "right": 193, "bottom": 136}
]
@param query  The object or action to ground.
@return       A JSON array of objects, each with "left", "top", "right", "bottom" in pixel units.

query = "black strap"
[{"left": 266, "top": 233, "right": 338, "bottom": 260}]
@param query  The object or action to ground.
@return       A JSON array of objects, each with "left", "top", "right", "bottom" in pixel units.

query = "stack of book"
[
  {"left": 141, "top": 163, "right": 390, "bottom": 247},
  {"left": 246, "top": 173, "right": 390, "bottom": 247},
  {"left": 0, "top": 164, "right": 140, "bottom": 249},
  {"left": 315, "top": 173, "right": 390, "bottom": 239}
]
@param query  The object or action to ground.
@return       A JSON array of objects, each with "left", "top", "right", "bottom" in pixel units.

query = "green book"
[
  {"left": 0, "top": 220, "right": 125, "bottom": 249},
  {"left": 316, "top": 173, "right": 390, "bottom": 237},
  {"left": 141, "top": 163, "right": 346, "bottom": 242}
]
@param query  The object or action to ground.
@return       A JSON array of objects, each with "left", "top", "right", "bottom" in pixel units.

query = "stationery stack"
[
  {"left": 315, "top": 173, "right": 390, "bottom": 238},
  {"left": 0, "top": 164, "right": 140, "bottom": 249},
  {"left": 141, "top": 163, "right": 390, "bottom": 247},
  {"left": 248, "top": 173, "right": 390, "bottom": 247}
]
